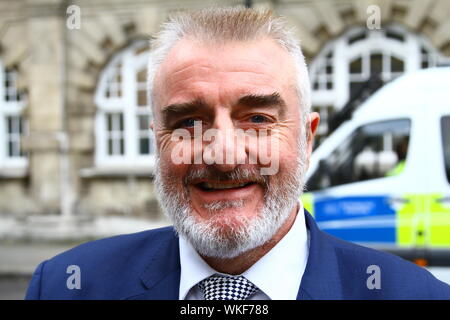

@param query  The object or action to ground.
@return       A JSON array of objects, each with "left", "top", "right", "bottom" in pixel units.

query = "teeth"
[{"left": 202, "top": 182, "right": 249, "bottom": 190}]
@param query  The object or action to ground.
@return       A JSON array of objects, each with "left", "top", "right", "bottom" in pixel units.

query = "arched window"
[
  {"left": 95, "top": 40, "right": 155, "bottom": 167},
  {"left": 0, "top": 60, "right": 27, "bottom": 169},
  {"left": 310, "top": 24, "right": 450, "bottom": 137}
]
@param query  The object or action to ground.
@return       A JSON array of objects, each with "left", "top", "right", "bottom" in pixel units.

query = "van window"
[
  {"left": 442, "top": 116, "right": 450, "bottom": 184},
  {"left": 307, "top": 119, "right": 411, "bottom": 191}
]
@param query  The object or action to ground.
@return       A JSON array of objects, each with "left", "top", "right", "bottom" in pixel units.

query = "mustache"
[{"left": 183, "top": 165, "right": 269, "bottom": 187}]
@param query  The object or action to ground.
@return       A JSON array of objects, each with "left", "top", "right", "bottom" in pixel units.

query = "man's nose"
[{"left": 203, "top": 112, "right": 246, "bottom": 172}]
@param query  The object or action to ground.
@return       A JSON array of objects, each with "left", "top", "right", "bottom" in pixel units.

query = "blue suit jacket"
[{"left": 25, "top": 210, "right": 450, "bottom": 299}]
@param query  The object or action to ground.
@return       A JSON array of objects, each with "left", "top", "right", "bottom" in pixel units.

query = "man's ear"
[
  {"left": 150, "top": 120, "right": 154, "bottom": 131},
  {"left": 307, "top": 112, "right": 320, "bottom": 154}
]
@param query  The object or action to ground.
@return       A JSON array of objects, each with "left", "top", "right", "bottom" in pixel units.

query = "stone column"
[{"left": 25, "top": 2, "right": 66, "bottom": 215}]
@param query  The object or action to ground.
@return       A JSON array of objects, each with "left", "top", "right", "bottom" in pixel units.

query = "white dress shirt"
[{"left": 178, "top": 201, "right": 309, "bottom": 300}]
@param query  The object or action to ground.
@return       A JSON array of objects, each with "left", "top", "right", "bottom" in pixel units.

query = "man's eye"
[
  {"left": 178, "top": 118, "right": 198, "bottom": 128},
  {"left": 249, "top": 115, "right": 269, "bottom": 123}
]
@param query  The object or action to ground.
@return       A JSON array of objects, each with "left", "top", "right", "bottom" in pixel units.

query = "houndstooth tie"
[{"left": 198, "top": 274, "right": 259, "bottom": 300}]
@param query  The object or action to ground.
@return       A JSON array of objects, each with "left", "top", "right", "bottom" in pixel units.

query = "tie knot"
[{"left": 198, "top": 274, "right": 259, "bottom": 300}]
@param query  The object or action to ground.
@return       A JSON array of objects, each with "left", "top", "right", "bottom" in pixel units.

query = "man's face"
[{"left": 152, "top": 37, "right": 318, "bottom": 258}]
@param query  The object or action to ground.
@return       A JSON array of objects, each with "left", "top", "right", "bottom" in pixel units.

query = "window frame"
[
  {"left": 309, "top": 24, "right": 450, "bottom": 136},
  {"left": 0, "top": 60, "right": 27, "bottom": 169},
  {"left": 94, "top": 41, "right": 155, "bottom": 168}
]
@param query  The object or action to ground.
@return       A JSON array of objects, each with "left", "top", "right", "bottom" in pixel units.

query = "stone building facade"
[{"left": 0, "top": 0, "right": 449, "bottom": 237}]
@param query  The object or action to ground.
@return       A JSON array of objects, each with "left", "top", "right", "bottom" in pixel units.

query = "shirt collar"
[
  {"left": 178, "top": 200, "right": 309, "bottom": 300},
  {"left": 178, "top": 233, "right": 218, "bottom": 300},
  {"left": 242, "top": 201, "right": 308, "bottom": 299}
]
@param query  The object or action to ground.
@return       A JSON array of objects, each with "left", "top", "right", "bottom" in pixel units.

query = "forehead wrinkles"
[
  {"left": 168, "top": 55, "right": 278, "bottom": 76},
  {"left": 161, "top": 57, "right": 284, "bottom": 93},
  {"left": 154, "top": 38, "right": 297, "bottom": 104},
  {"left": 157, "top": 67, "right": 284, "bottom": 112}
]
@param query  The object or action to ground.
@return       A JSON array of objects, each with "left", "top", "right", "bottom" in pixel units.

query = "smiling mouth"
[{"left": 196, "top": 181, "right": 257, "bottom": 192}]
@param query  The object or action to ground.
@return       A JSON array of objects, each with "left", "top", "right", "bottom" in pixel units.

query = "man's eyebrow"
[
  {"left": 161, "top": 92, "right": 286, "bottom": 123},
  {"left": 237, "top": 92, "right": 287, "bottom": 113},
  {"left": 161, "top": 98, "right": 210, "bottom": 123}
]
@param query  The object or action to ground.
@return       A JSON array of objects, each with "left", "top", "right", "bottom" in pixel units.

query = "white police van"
[{"left": 303, "top": 67, "right": 450, "bottom": 265}]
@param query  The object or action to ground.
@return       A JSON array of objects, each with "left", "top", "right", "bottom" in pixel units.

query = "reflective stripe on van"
[{"left": 301, "top": 192, "right": 450, "bottom": 247}]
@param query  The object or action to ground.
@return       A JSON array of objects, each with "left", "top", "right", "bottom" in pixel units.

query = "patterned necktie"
[{"left": 198, "top": 274, "right": 259, "bottom": 300}]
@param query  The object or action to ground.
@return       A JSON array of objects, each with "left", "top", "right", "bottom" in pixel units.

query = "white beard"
[{"left": 154, "top": 131, "right": 308, "bottom": 259}]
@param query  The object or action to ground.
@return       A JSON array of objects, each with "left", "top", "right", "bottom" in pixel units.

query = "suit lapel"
[
  {"left": 123, "top": 230, "right": 181, "bottom": 300},
  {"left": 123, "top": 209, "right": 344, "bottom": 300},
  {"left": 297, "top": 210, "right": 343, "bottom": 300}
]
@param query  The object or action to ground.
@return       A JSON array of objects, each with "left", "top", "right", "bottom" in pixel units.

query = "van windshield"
[
  {"left": 441, "top": 116, "right": 450, "bottom": 184},
  {"left": 307, "top": 119, "right": 411, "bottom": 191}
]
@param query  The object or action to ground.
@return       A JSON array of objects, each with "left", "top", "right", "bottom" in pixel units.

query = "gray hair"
[{"left": 147, "top": 7, "right": 311, "bottom": 122}]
